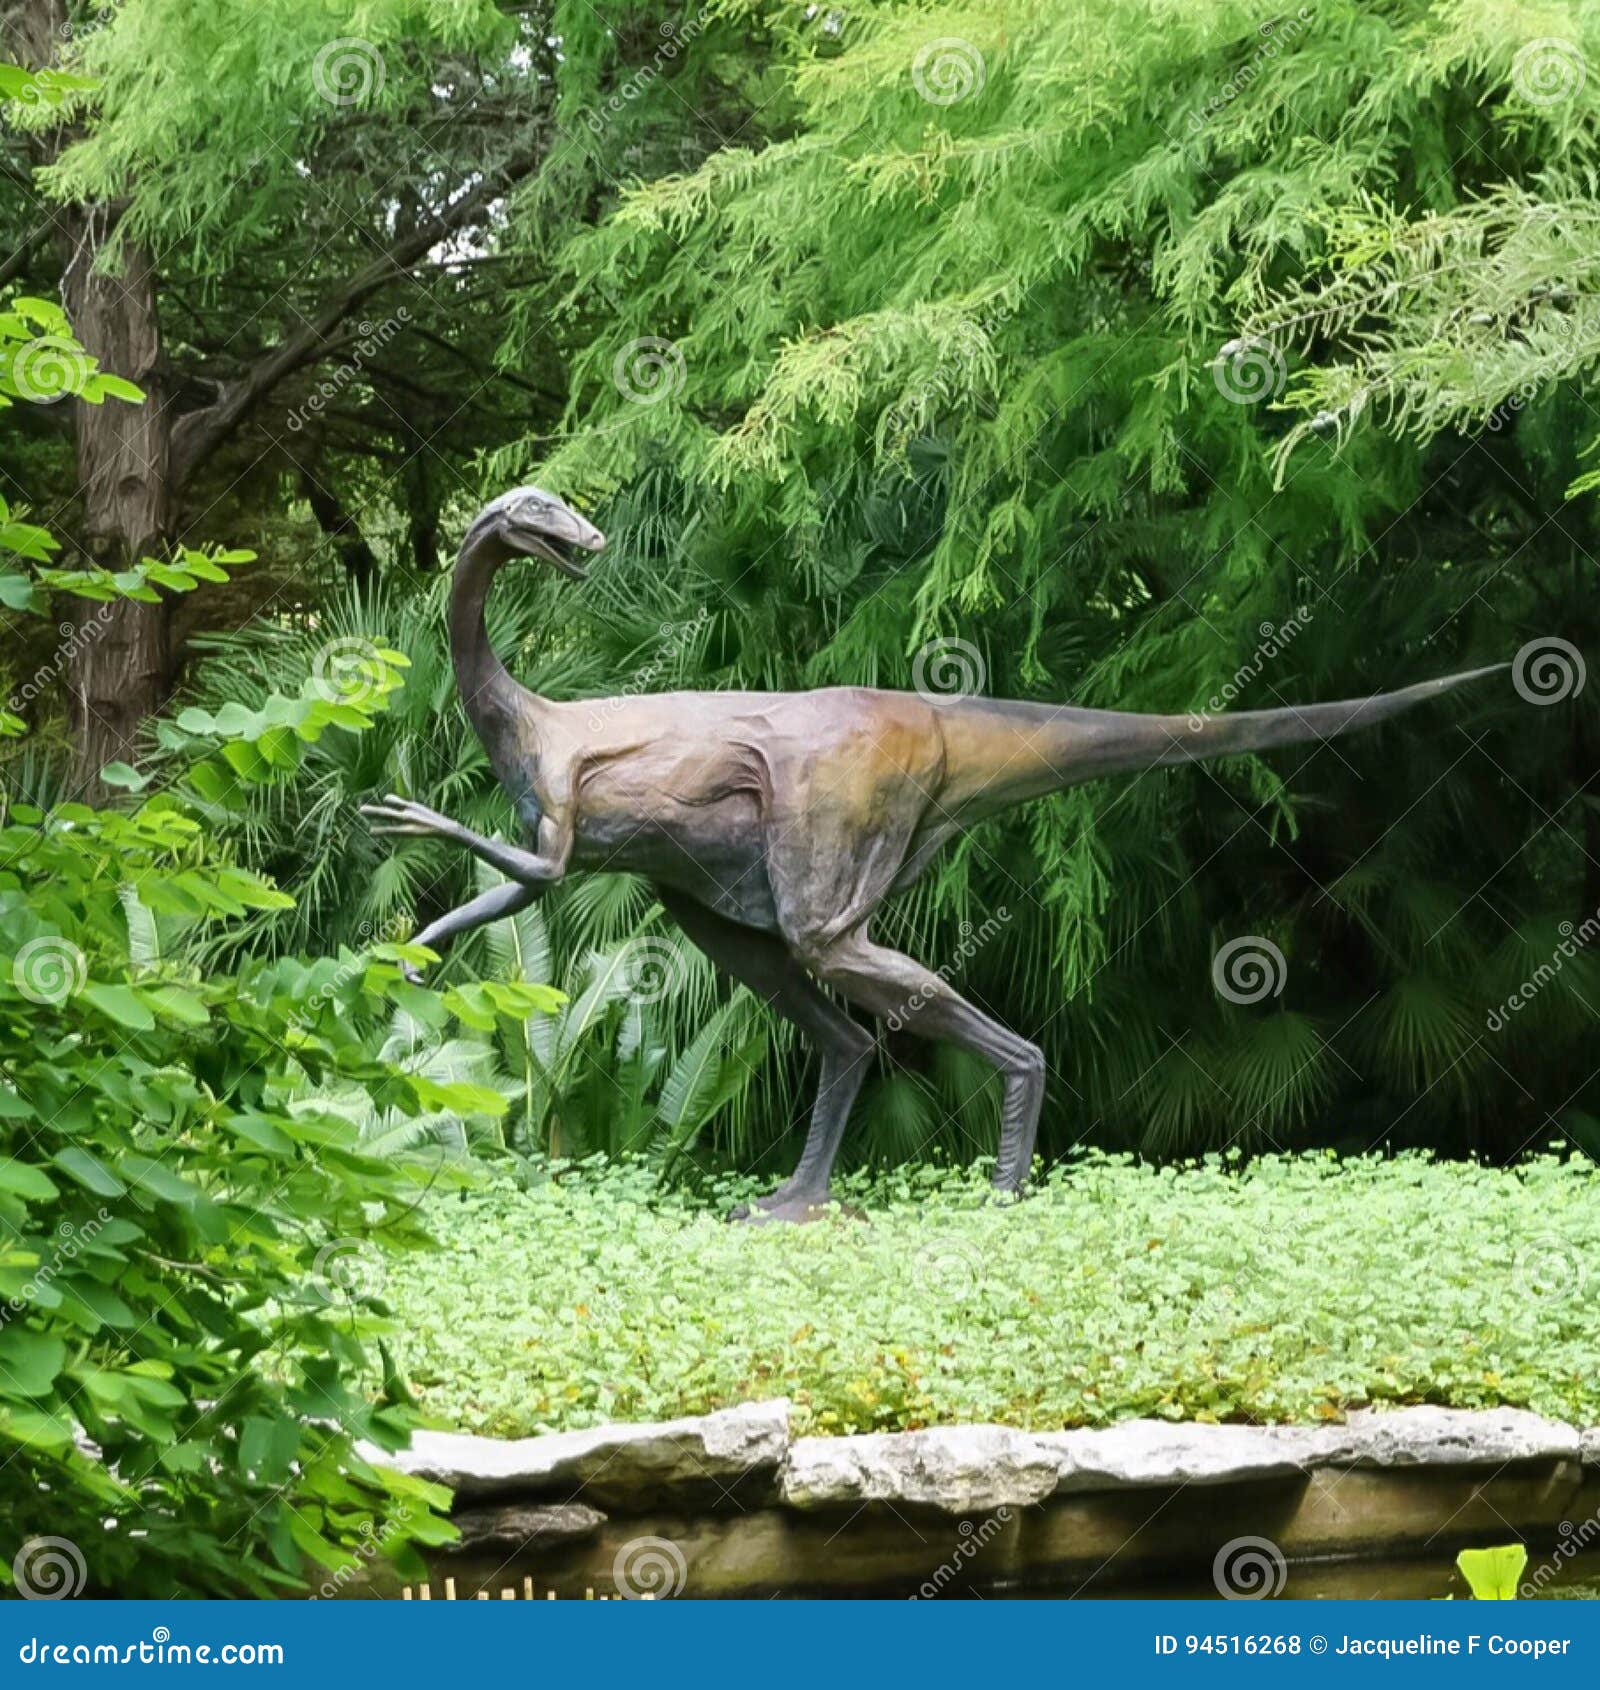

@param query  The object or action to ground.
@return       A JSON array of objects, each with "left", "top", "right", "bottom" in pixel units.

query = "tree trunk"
[
  {"left": 404, "top": 449, "right": 440, "bottom": 571},
  {"left": 298, "top": 463, "right": 377, "bottom": 589},
  {"left": 59, "top": 209, "right": 173, "bottom": 792}
]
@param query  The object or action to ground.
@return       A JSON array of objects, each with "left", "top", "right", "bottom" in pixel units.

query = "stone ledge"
[
  {"left": 369, "top": 1402, "right": 1599, "bottom": 1520},
  {"left": 371, "top": 1399, "right": 790, "bottom": 1508}
]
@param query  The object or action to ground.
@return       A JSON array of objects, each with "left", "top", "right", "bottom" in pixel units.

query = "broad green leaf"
[
  {"left": 0, "top": 1329, "right": 66, "bottom": 1396},
  {"left": 79, "top": 983, "right": 156, "bottom": 1032},
  {"left": 0, "top": 1158, "right": 58, "bottom": 1202},
  {"left": 142, "top": 985, "right": 209, "bottom": 1026},
  {"left": 52, "top": 1147, "right": 127, "bottom": 1198},
  {"left": 1458, "top": 1545, "right": 1528, "bottom": 1600}
]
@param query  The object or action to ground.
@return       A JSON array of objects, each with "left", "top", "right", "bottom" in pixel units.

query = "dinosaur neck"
[{"left": 450, "top": 527, "right": 531, "bottom": 744}]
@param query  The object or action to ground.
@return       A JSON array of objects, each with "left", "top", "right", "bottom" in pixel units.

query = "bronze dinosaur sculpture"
[{"left": 363, "top": 487, "right": 1501, "bottom": 1222}]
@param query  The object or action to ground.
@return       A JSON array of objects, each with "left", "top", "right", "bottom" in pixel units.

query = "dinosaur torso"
[{"left": 487, "top": 686, "right": 954, "bottom": 932}]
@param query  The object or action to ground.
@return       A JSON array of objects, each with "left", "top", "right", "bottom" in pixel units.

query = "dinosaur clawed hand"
[{"left": 360, "top": 794, "right": 460, "bottom": 840}]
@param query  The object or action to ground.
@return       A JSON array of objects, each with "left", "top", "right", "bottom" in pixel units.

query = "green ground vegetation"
[{"left": 385, "top": 1151, "right": 1600, "bottom": 1438}]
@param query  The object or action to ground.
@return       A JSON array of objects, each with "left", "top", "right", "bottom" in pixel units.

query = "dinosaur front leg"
[
  {"left": 361, "top": 794, "right": 565, "bottom": 887},
  {"left": 398, "top": 879, "right": 536, "bottom": 983}
]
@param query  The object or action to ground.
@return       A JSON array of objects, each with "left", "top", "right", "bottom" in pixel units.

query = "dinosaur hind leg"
[
  {"left": 799, "top": 928, "right": 1045, "bottom": 1195},
  {"left": 657, "top": 889, "right": 874, "bottom": 1223}
]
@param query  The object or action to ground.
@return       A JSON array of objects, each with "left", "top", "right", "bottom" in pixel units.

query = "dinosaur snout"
[{"left": 568, "top": 512, "right": 607, "bottom": 553}]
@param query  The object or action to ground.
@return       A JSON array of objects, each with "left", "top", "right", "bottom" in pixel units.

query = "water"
[
  {"left": 390, "top": 1548, "right": 1600, "bottom": 1602},
  {"left": 1017, "top": 1556, "right": 1600, "bottom": 1602}
]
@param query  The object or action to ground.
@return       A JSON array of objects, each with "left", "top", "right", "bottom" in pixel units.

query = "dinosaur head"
[{"left": 467, "top": 486, "right": 606, "bottom": 580}]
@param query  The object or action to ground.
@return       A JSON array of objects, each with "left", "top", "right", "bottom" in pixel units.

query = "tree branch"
[{"left": 169, "top": 138, "right": 545, "bottom": 489}]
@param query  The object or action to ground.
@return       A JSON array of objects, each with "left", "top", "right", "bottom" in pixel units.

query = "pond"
[
  {"left": 385, "top": 1545, "right": 1600, "bottom": 1603},
  {"left": 1029, "top": 1556, "right": 1600, "bottom": 1602}
]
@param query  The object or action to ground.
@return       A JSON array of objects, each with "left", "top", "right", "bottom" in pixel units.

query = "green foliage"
[
  {"left": 0, "top": 314, "right": 510, "bottom": 1597},
  {"left": 33, "top": 1, "right": 514, "bottom": 250},
  {"left": 0, "top": 789, "right": 463, "bottom": 1594},
  {"left": 383, "top": 1150, "right": 1600, "bottom": 1438},
  {"left": 475, "top": 0, "right": 1600, "bottom": 1163}
]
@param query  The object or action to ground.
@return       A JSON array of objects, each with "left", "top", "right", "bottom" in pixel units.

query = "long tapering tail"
[
  {"left": 943, "top": 664, "right": 1506, "bottom": 812},
  {"left": 1082, "top": 662, "right": 1507, "bottom": 780}
]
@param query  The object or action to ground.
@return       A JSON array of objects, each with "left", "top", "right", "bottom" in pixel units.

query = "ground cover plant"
[{"left": 383, "top": 1151, "right": 1600, "bottom": 1439}]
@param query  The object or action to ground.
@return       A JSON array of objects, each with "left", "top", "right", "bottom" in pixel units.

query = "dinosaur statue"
[{"left": 363, "top": 486, "right": 1500, "bottom": 1222}]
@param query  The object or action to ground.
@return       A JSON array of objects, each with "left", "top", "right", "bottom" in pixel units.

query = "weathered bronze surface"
[{"left": 365, "top": 487, "right": 1500, "bottom": 1220}]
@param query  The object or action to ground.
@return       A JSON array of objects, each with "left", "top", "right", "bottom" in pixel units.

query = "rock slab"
[
  {"left": 378, "top": 1399, "right": 791, "bottom": 1508},
  {"left": 450, "top": 1502, "right": 607, "bottom": 1555},
  {"left": 781, "top": 1425, "right": 1062, "bottom": 1513},
  {"left": 1312, "top": 1405, "right": 1579, "bottom": 1469}
]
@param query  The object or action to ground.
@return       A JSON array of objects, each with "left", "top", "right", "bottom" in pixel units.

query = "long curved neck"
[{"left": 450, "top": 526, "right": 535, "bottom": 748}]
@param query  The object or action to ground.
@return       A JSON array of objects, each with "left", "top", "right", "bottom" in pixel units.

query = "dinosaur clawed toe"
[{"left": 728, "top": 1186, "right": 837, "bottom": 1225}]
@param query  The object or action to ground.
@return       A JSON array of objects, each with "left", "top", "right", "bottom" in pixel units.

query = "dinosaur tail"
[{"left": 947, "top": 664, "right": 1505, "bottom": 810}]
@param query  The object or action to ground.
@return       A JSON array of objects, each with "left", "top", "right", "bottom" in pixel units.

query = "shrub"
[{"left": 0, "top": 297, "right": 503, "bottom": 1596}]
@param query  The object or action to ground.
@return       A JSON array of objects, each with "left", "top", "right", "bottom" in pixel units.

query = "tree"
[{"left": 1, "top": 0, "right": 558, "bottom": 787}]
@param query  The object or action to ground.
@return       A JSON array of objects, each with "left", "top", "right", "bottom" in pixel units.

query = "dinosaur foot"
[
  {"left": 986, "top": 1180, "right": 1030, "bottom": 1207},
  {"left": 727, "top": 1185, "right": 838, "bottom": 1225}
]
